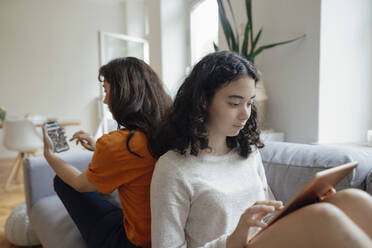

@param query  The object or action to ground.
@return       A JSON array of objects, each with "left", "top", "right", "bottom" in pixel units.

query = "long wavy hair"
[
  {"left": 98, "top": 57, "right": 172, "bottom": 158},
  {"left": 155, "top": 51, "right": 264, "bottom": 158}
]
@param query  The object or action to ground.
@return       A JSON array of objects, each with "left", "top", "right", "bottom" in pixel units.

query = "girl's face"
[
  {"left": 205, "top": 76, "right": 256, "bottom": 139},
  {"left": 103, "top": 81, "right": 111, "bottom": 105}
]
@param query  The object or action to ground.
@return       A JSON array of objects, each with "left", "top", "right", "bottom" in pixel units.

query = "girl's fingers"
[
  {"left": 42, "top": 126, "right": 54, "bottom": 150},
  {"left": 254, "top": 200, "right": 283, "bottom": 206},
  {"left": 82, "top": 143, "right": 91, "bottom": 150},
  {"left": 41, "top": 126, "right": 46, "bottom": 138},
  {"left": 71, "top": 130, "right": 84, "bottom": 139},
  {"left": 246, "top": 205, "right": 275, "bottom": 215},
  {"left": 247, "top": 219, "right": 267, "bottom": 228},
  {"left": 254, "top": 210, "right": 277, "bottom": 222},
  {"left": 319, "top": 187, "right": 337, "bottom": 201},
  {"left": 254, "top": 200, "right": 283, "bottom": 209}
]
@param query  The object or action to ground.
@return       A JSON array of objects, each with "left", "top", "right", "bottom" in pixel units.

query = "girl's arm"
[
  {"left": 43, "top": 127, "right": 97, "bottom": 192},
  {"left": 44, "top": 152, "right": 96, "bottom": 192}
]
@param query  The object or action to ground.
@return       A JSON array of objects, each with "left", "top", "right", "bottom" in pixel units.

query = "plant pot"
[{"left": 255, "top": 71, "right": 268, "bottom": 130}]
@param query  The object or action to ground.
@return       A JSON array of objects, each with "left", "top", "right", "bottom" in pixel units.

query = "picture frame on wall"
[{"left": 95, "top": 31, "right": 149, "bottom": 139}]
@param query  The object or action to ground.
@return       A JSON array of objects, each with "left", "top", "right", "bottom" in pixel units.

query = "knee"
[
  {"left": 294, "top": 203, "right": 354, "bottom": 236},
  {"left": 330, "top": 188, "right": 372, "bottom": 203},
  {"left": 300, "top": 202, "right": 345, "bottom": 225}
]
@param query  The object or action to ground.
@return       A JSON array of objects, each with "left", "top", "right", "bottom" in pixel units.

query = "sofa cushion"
[
  {"left": 260, "top": 142, "right": 372, "bottom": 204},
  {"left": 30, "top": 195, "right": 86, "bottom": 248}
]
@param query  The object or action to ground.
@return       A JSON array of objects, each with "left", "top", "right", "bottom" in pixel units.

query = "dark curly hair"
[
  {"left": 154, "top": 51, "right": 264, "bottom": 158},
  {"left": 98, "top": 57, "right": 172, "bottom": 158}
]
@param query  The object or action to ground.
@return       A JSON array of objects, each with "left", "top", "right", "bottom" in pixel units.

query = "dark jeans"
[{"left": 53, "top": 176, "right": 140, "bottom": 248}]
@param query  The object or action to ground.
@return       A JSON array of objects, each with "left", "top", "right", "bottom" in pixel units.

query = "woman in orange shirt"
[{"left": 42, "top": 57, "right": 172, "bottom": 248}]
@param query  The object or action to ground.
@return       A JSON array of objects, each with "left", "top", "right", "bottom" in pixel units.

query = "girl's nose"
[{"left": 239, "top": 106, "right": 251, "bottom": 120}]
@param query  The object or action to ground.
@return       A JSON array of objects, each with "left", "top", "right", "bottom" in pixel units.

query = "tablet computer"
[{"left": 250, "top": 161, "right": 358, "bottom": 241}]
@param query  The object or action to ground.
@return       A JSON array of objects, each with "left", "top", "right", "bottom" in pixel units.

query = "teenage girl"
[
  {"left": 43, "top": 57, "right": 172, "bottom": 248},
  {"left": 151, "top": 51, "right": 372, "bottom": 248}
]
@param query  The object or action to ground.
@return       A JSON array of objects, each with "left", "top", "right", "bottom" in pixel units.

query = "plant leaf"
[
  {"left": 241, "top": 23, "right": 250, "bottom": 58},
  {"left": 227, "top": 0, "right": 239, "bottom": 52},
  {"left": 245, "top": 0, "right": 254, "bottom": 50},
  {"left": 251, "top": 34, "right": 306, "bottom": 59},
  {"left": 217, "top": 0, "right": 237, "bottom": 51},
  {"left": 251, "top": 27, "right": 263, "bottom": 53},
  {"left": 213, "top": 42, "right": 219, "bottom": 52}
]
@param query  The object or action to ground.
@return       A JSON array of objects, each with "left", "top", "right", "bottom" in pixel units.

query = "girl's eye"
[{"left": 229, "top": 103, "right": 239, "bottom": 107}]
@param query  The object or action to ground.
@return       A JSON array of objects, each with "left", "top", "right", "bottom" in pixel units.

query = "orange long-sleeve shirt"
[{"left": 86, "top": 129, "right": 155, "bottom": 247}]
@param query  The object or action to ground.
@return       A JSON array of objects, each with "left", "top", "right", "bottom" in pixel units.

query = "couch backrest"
[{"left": 260, "top": 141, "right": 372, "bottom": 204}]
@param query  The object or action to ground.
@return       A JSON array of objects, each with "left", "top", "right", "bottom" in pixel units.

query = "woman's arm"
[
  {"left": 44, "top": 152, "right": 96, "bottom": 192},
  {"left": 43, "top": 127, "right": 97, "bottom": 192}
]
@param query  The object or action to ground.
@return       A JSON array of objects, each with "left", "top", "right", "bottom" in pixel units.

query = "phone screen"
[{"left": 44, "top": 121, "right": 69, "bottom": 153}]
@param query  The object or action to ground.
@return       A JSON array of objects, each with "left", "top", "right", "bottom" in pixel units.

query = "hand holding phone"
[{"left": 44, "top": 121, "right": 69, "bottom": 153}]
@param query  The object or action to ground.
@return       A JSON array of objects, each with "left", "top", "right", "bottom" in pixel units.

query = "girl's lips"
[{"left": 233, "top": 124, "right": 245, "bottom": 128}]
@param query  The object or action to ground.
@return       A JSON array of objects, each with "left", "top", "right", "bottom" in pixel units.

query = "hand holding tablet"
[{"left": 250, "top": 161, "right": 358, "bottom": 242}]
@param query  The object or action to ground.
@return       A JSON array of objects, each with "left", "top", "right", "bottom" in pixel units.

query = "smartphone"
[{"left": 44, "top": 121, "right": 69, "bottom": 153}]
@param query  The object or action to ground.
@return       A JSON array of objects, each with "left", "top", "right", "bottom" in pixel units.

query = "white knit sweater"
[{"left": 151, "top": 148, "right": 275, "bottom": 248}]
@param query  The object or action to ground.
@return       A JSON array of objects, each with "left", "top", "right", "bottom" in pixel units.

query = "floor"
[{"left": 0, "top": 158, "right": 32, "bottom": 248}]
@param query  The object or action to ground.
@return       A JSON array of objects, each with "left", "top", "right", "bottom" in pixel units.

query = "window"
[{"left": 190, "top": 0, "right": 218, "bottom": 66}]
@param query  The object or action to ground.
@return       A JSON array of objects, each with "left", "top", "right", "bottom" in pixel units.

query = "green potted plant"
[{"left": 214, "top": 0, "right": 305, "bottom": 129}]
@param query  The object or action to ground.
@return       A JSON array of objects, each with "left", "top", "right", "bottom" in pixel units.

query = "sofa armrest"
[
  {"left": 23, "top": 150, "right": 93, "bottom": 213},
  {"left": 260, "top": 141, "right": 372, "bottom": 204}
]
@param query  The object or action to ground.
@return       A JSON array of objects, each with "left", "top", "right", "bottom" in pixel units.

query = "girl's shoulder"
[
  {"left": 158, "top": 150, "right": 187, "bottom": 165},
  {"left": 155, "top": 150, "right": 192, "bottom": 172},
  {"left": 97, "top": 129, "right": 153, "bottom": 159}
]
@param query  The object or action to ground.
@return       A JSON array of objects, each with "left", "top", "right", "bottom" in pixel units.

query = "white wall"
[
  {"left": 125, "top": 0, "right": 146, "bottom": 38},
  {"left": 146, "top": 0, "right": 163, "bottom": 80},
  {"left": 121, "top": 0, "right": 372, "bottom": 144},
  {"left": 223, "top": 0, "right": 320, "bottom": 143},
  {"left": 0, "top": 0, "right": 126, "bottom": 158},
  {"left": 255, "top": 0, "right": 321, "bottom": 143},
  {"left": 5, "top": 0, "right": 367, "bottom": 159},
  {"left": 319, "top": 0, "right": 372, "bottom": 143},
  {"left": 126, "top": 0, "right": 188, "bottom": 97},
  {"left": 124, "top": 0, "right": 164, "bottom": 81},
  {"left": 160, "top": 0, "right": 189, "bottom": 96},
  {"left": 125, "top": 0, "right": 163, "bottom": 81}
]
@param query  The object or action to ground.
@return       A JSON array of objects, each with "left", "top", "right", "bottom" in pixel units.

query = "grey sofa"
[{"left": 23, "top": 142, "right": 372, "bottom": 248}]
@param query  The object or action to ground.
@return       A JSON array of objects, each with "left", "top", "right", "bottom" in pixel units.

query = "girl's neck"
[{"left": 205, "top": 133, "right": 230, "bottom": 156}]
